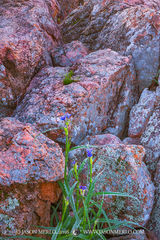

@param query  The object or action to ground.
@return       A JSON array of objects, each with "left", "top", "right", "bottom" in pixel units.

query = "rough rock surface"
[
  {"left": 146, "top": 160, "right": 160, "bottom": 239},
  {"left": 0, "top": 0, "right": 61, "bottom": 111},
  {"left": 81, "top": 133, "right": 122, "bottom": 145},
  {"left": 0, "top": 117, "right": 64, "bottom": 185},
  {"left": 123, "top": 137, "right": 140, "bottom": 145},
  {"left": 14, "top": 49, "right": 138, "bottom": 144},
  {"left": 62, "top": 0, "right": 160, "bottom": 91},
  {"left": 69, "top": 143, "right": 155, "bottom": 225},
  {"left": 0, "top": 117, "right": 64, "bottom": 233},
  {"left": 51, "top": 40, "right": 88, "bottom": 67},
  {"left": 127, "top": 87, "right": 160, "bottom": 176},
  {"left": 128, "top": 89, "right": 157, "bottom": 138},
  {"left": 57, "top": 0, "right": 84, "bottom": 20},
  {"left": 109, "top": 232, "right": 148, "bottom": 240}
]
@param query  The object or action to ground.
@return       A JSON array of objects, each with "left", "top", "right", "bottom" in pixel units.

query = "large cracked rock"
[
  {"left": 128, "top": 89, "right": 157, "bottom": 138},
  {"left": 62, "top": 0, "right": 160, "bottom": 91},
  {"left": 14, "top": 49, "right": 138, "bottom": 144},
  {"left": 0, "top": 117, "right": 64, "bottom": 233},
  {"left": 69, "top": 143, "right": 155, "bottom": 226},
  {"left": 128, "top": 87, "right": 160, "bottom": 176},
  {"left": 0, "top": 0, "right": 61, "bottom": 113}
]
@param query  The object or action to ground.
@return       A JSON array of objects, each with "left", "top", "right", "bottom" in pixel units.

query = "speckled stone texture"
[
  {"left": 0, "top": 117, "right": 65, "bottom": 185},
  {"left": 14, "top": 49, "right": 138, "bottom": 144},
  {"left": 146, "top": 161, "right": 160, "bottom": 239},
  {"left": 0, "top": 0, "right": 61, "bottom": 112},
  {"left": 109, "top": 232, "right": 148, "bottom": 240},
  {"left": 51, "top": 40, "right": 88, "bottom": 67},
  {"left": 62, "top": 0, "right": 160, "bottom": 91},
  {"left": 123, "top": 137, "right": 140, "bottom": 145},
  {"left": 127, "top": 87, "right": 160, "bottom": 177},
  {"left": 0, "top": 117, "right": 64, "bottom": 234},
  {"left": 69, "top": 144, "right": 155, "bottom": 226},
  {"left": 0, "top": 182, "right": 62, "bottom": 237},
  {"left": 139, "top": 87, "right": 160, "bottom": 176},
  {"left": 128, "top": 89, "right": 157, "bottom": 138},
  {"left": 81, "top": 133, "right": 122, "bottom": 145},
  {"left": 57, "top": 0, "right": 84, "bottom": 20}
]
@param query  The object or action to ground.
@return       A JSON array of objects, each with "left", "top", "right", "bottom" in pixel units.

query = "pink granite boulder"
[
  {"left": 81, "top": 133, "right": 122, "bottom": 145},
  {"left": 0, "top": 117, "right": 64, "bottom": 233},
  {"left": 128, "top": 89, "right": 157, "bottom": 138},
  {"left": 0, "top": 0, "right": 61, "bottom": 110},
  {"left": 69, "top": 143, "right": 155, "bottom": 226},
  {"left": 14, "top": 49, "right": 138, "bottom": 144},
  {"left": 139, "top": 87, "right": 160, "bottom": 176},
  {"left": 62, "top": 0, "right": 160, "bottom": 91}
]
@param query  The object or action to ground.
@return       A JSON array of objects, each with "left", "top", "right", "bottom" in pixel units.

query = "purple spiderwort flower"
[
  {"left": 79, "top": 186, "right": 87, "bottom": 190},
  {"left": 60, "top": 115, "right": 66, "bottom": 121},
  {"left": 60, "top": 113, "right": 71, "bottom": 121},
  {"left": 71, "top": 160, "right": 76, "bottom": 166},
  {"left": 87, "top": 149, "right": 92, "bottom": 158}
]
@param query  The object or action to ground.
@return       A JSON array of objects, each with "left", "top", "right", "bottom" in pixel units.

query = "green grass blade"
[
  {"left": 95, "top": 232, "right": 106, "bottom": 240},
  {"left": 83, "top": 200, "right": 91, "bottom": 229},
  {"left": 56, "top": 234, "right": 73, "bottom": 240},
  {"left": 69, "top": 181, "right": 78, "bottom": 197},
  {"left": 70, "top": 145, "right": 98, "bottom": 152},
  {"left": 50, "top": 200, "right": 61, "bottom": 226},
  {"left": 94, "top": 191, "right": 140, "bottom": 202},
  {"left": 77, "top": 157, "right": 88, "bottom": 175},
  {"left": 51, "top": 222, "right": 62, "bottom": 240},
  {"left": 63, "top": 215, "right": 74, "bottom": 230},
  {"left": 58, "top": 180, "right": 66, "bottom": 195},
  {"left": 90, "top": 200, "right": 111, "bottom": 229}
]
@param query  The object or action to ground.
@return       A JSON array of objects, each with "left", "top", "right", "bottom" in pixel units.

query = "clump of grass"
[
  {"left": 63, "top": 71, "right": 74, "bottom": 85},
  {"left": 153, "top": 69, "right": 160, "bottom": 85}
]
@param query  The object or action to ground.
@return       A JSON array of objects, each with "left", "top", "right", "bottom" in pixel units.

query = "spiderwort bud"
[
  {"left": 64, "top": 196, "right": 69, "bottom": 206},
  {"left": 73, "top": 162, "right": 78, "bottom": 173},
  {"left": 66, "top": 113, "right": 71, "bottom": 119},
  {"left": 79, "top": 185, "right": 87, "bottom": 196},
  {"left": 87, "top": 149, "right": 92, "bottom": 158}
]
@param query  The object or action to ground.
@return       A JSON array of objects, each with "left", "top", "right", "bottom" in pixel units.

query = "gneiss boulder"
[
  {"left": 128, "top": 86, "right": 160, "bottom": 176},
  {"left": 0, "top": 0, "right": 61, "bottom": 110},
  {"left": 14, "top": 49, "right": 138, "bottom": 144},
  {"left": 62, "top": 0, "right": 160, "bottom": 91},
  {"left": 69, "top": 143, "right": 155, "bottom": 226},
  {"left": 0, "top": 117, "right": 64, "bottom": 233}
]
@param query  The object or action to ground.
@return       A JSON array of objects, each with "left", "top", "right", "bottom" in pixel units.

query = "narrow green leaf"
[
  {"left": 70, "top": 145, "right": 98, "bottom": 152},
  {"left": 94, "top": 191, "right": 140, "bottom": 202},
  {"left": 56, "top": 234, "right": 73, "bottom": 240},
  {"left": 95, "top": 232, "right": 106, "bottom": 240},
  {"left": 50, "top": 200, "right": 61, "bottom": 226},
  {"left": 51, "top": 222, "right": 62, "bottom": 240},
  {"left": 78, "top": 157, "right": 88, "bottom": 175},
  {"left": 90, "top": 200, "right": 111, "bottom": 229}
]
